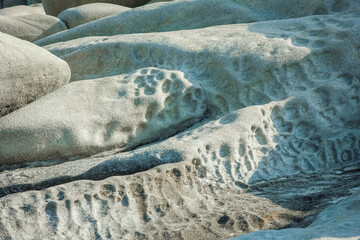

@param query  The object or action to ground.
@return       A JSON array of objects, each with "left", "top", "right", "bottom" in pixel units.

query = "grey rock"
[{"left": 0, "top": 32, "right": 71, "bottom": 117}]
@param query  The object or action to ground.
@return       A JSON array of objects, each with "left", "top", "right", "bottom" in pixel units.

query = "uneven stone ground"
[{"left": 0, "top": 0, "right": 359, "bottom": 239}]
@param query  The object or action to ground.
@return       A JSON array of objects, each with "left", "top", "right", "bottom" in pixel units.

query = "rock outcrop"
[
  {"left": 0, "top": 32, "right": 71, "bottom": 117},
  {"left": 0, "top": 0, "right": 359, "bottom": 239},
  {"left": 58, "top": 3, "right": 130, "bottom": 28}
]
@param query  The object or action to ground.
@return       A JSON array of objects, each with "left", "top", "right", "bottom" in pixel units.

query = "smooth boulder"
[
  {"left": 0, "top": 32, "right": 71, "bottom": 117},
  {"left": 0, "top": 3, "right": 44, "bottom": 16},
  {"left": 42, "top": 0, "right": 150, "bottom": 16},
  {"left": 58, "top": 3, "right": 130, "bottom": 28},
  {"left": 0, "top": 14, "right": 67, "bottom": 42},
  {"left": 0, "top": 68, "right": 206, "bottom": 165}
]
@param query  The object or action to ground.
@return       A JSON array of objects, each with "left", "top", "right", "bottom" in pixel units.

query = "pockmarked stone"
[{"left": 0, "top": 68, "right": 206, "bottom": 165}]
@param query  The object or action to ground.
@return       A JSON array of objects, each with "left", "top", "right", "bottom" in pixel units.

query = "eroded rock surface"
[
  {"left": 0, "top": 161, "right": 309, "bottom": 240},
  {"left": 0, "top": 0, "right": 359, "bottom": 239},
  {"left": 0, "top": 32, "right": 71, "bottom": 117},
  {"left": 0, "top": 68, "right": 206, "bottom": 165}
]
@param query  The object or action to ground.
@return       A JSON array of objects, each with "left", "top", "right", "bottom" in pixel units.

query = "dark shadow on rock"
[{"left": 0, "top": 149, "right": 183, "bottom": 198}]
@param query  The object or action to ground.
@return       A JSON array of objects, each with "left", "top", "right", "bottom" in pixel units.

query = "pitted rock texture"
[
  {"left": 0, "top": 101, "right": 279, "bottom": 193},
  {"left": 0, "top": 68, "right": 206, "bottom": 165},
  {"left": 35, "top": 0, "right": 360, "bottom": 46},
  {"left": 58, "top": 3, "right": 130, "bottom": 28},
  {"left": 0, "top": 162, "right": 308, "bottom": 240},
  {"left": 0, "top": 1, "right": 359, "bottom": 239},
  {"left": 0, "top": 32, "right": 71, "bottom": 117}
]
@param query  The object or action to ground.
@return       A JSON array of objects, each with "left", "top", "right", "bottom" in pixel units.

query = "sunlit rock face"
[{"left": 0, "top": 0, "right": 359, "bottom": 239}]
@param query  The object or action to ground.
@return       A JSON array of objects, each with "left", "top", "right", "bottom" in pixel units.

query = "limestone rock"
[
  {"left": 35, "top": 0, "right": 360, "bottom": 46},
  {"left": 1, "top": 1, "right": 360, "bottom": 239},
  {"left": 0, "top": 14, "right": 67, "bottom": 42},
  {"left": 0, "top": 99, "right": 359, "bottom": 238},
  {"left": 0, "top": 68, "right": 206, "bottom": 165},
  {"left": 0, "top": 3, "right": 44, "bottom": 16},
  {"left": 0, "top": 32, "right": 71, "bottom": 117},
  {"left": 231, "top": 190, "right": 360, "bottom": 240},
  {"left": 42, "top": 0, "right": 151, "bottom": 17},
  {"left": 58, "top": 3, "right": 130, "bottom": 28}
]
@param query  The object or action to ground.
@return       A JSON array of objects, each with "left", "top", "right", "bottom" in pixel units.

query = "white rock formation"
[
  {"left": 0, "top": 32, "right": 71, "bottom": 117},
  {"left": 231, "top": 190, "right": 360, "bottom": 240},
  {"left": 0, "top": 68, "right": 206, "bottom": 165},
  {"left": 58, "top": 3, "right": 130, "bottom": 28},
  {"left": 0, "top": 3, "right": 44, "bottom": 16},
  {"left": 0, "top": 14, "right": 67, "bottom": 42},
  {"left": 35, "top": 0, "right": 360, "bottom": 46},
  {"left": 0, "top": 1, "right": 359, "bottom": 239}
]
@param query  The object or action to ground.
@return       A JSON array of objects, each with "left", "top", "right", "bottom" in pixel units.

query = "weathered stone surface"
[
  {"left": 0, "top": 160, "right": 308, "bottom": 240},
  {"left": 0, "top": 68, "right": 206, "bottom": 165},
  {"left": 42, "top": 0, "right": 150, "bottom": 16},
  {"left": 0, "top": 3, "right": 44, "bottom": 16},
  {"left": 0, "top": 1, "right": 359, "bottom": 239},
  {"left": 0, "top": 32, "right": 71, "bottom": 117},
  {"left": 35, "top": 0, "right": 360, "bottom": 46},
  {"left": 58, "top": 3, "right": 130, "bottom": 28},
  {"left": 0, "top": 14, "right": 67, "bottom": 42}
]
